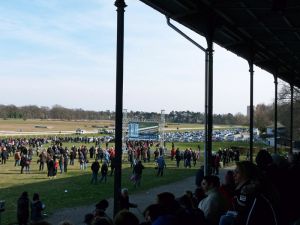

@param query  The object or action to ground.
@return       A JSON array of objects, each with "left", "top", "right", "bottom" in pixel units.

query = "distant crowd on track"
[{"left": 0, "top": 137, "right": 241, "bottom": 178}]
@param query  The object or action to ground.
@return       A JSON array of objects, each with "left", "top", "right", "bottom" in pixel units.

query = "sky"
[{"left": 0, "top": 0, "right": 281, "bottom": 115}]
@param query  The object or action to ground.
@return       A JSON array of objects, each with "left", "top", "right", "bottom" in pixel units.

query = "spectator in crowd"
[
  {"left": 195, "top": 165, "right": 205, "bottom": 188},
  {"left": 156, "top": 156, "right": 166, "bottom": 176},
  {"left": 91, "top": 159, "right": 100, "bottom": 184},
  {"left": 114, "top": 210, "right": 139, "bottom": 225},
  {"left": 132, "top": 160, "right": 144, "bottom": 187},
  {"left": 154, "top": 192, "right": 181, "bottom": 225},
  {"left": 58, "top": 154, "right": 64, "bottom": 174},
  {"left": 31, "top": 192, "right": 45, "bottom": 223},
  {"left": 38, "top": 150, "right": 47, "bottom": 171},
  {"left": 198, "top": 175, "right": 226, "bottom": 225},
  {"left": 219, "top": 170, "right": 235, "bottom": 209},
  {"left": 175, "top": 148, "right": 181, "bottom": 168},
  {"left": 20, "top": 155, "right": 27, "bottom": 174},
  {"left": 143, "top": 204, "right": 164, "bottom": 225},
  {"left": 170, "top": 147, "right": 176, "bottom": 161},
  {"left": 177, "top": 192, "right": 206, "bottom": 225},
  {"left": 1, "top": 147, "right": 8, "bottom": 164},
  {"left": 95, "top": 199, "right": 109, "bottom": 212},
  {"left": 183, "top": 149, "right": 192, "bottom": 168},
  {"left": 93, "top": 199, "right": 112, "bottom": 223},
  {"left": 15, "top": 150, "right": 21, "bottom": 166},
  {"left": 99, "top": 161, "right": 108, "bottom": 183},
  {"left": 119, "top": 188, "right": 137, "bottom": 211},
  {"left": 219, "top": 161, "right": 278, "bottom": 225},
  {"left": 47, "top": 158, "right": 55, "bottom": 178},
  {"left": 193, "top": 187, "right": 206, "bottom": 206},
  {"left": 17, "top": 191, "right": 30, "bottom": 225}
]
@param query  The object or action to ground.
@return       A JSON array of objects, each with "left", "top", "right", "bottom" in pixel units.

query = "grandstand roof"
[{"left": 140, "top": 0, "right": 300, "bottom": 87}]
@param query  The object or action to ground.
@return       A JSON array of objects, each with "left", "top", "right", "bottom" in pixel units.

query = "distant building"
[{"left": 264, "top": 122, "right": 288, "bottom": 147}]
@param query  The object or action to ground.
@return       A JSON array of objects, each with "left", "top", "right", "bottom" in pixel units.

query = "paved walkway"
[{"left": 46, "top": 167, "right": 234, "bottom": 225}]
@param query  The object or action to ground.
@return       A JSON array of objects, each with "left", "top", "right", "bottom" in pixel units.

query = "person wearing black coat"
[
  {"left": 17, "top": 191, "right": 29, "bottom": 225},
  {"left": 133, "top": 160, "right": 144, "bottom": 187},
  {"left": 91, "top": 159, "right": 100, "bottom": 184},
  {"left": 31, "top": 193, "right": 45, "bottom": 223},
  {"left": 120, "top": 188, "right": 137, "bottom": 211}
]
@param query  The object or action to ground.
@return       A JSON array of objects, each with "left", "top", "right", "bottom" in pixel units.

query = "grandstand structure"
[{"left": 114, "top": 0, "right": 300, "bottom": 215}]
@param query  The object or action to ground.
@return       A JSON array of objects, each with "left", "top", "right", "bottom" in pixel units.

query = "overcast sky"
[{"left": 0, "top": 0, "right": 281, "bottom": 115}]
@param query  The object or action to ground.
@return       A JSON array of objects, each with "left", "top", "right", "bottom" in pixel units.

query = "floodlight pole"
[{"left": 114, "top": 0, "right": 126, "bottom": 216}]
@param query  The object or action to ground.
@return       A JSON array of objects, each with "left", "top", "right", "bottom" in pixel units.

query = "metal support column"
[
  {"left": 205, "top": 34, "right": 214, "bottom": 175},
  {"left": 204, "top": 50, "right": 209, "bottom": 175},
  {"left": 290, "top": 84, "right": 294, "bottom": 153},
  {"left": 114, "top": 0, "right": 126, "bottom": 216},
  {"left": 165, "top": 17, "right": 209, "bottom": 171},
  {"left": 274, "top": 75, "right": 278, "bottom": 153},
  {"left": 248, "top": 59, "right": 254, "bottom": 162}
]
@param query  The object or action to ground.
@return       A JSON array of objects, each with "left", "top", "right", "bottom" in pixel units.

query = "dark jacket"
[
  {"left": 133, "top": 162, "right": 144, "bottom": 175},
  {"left": 91, "top": 161, "right": 100, "bottom": 173},
  {"left": 101, "top": 163, "right": 108, "bottom": 175},
  {"left": 31, "top": 200, "right": 44, "bottom": 222},
  {"left": 233, "top": 179, "right": 278, "bottom": 225},
  {"left": 17, "top": 194, "right": 29, "bottom": 225},
  {"left": 120, "top": 195, "right": 136, "bottom": 210}
]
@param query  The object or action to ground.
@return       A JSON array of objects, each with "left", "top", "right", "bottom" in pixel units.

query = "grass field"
[
  {"left": 0, "top": 142, "right": 199, "bottom": 224},
  {"left": 0, "top": 119, "right": 114, "bottom": 133}
]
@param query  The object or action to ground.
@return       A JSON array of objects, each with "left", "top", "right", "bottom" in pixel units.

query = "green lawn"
[{"left": 0, "top": 145, "right": 198, "bottom": 224}]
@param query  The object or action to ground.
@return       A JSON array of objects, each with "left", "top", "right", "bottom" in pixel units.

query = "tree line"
[
  {"left": 0, "top": 83, "right": 299, "bottom": 138},
  {"left": 0, "top": 105, "right": 248, "bottom": 125},
  {"left": 255, "top": 83, "right": 300, "bottom": 139}
]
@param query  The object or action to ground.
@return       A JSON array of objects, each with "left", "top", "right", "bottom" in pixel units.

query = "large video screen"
[{"left": 127, "top": 122, "right": 159, "bottom": 141}]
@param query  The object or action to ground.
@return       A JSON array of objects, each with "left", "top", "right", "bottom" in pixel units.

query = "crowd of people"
[
  {"left": 14, "top": 149, "right": 300, "bottom": 225},
  {"left": 0, "top": 138, "right": 205, "bottom": 189},
  {"left": 17, "top": 191, "right": 46, "bottom": 225},
  {"left": 2, "top": 136, "right": 300, "bottom": 225}
]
